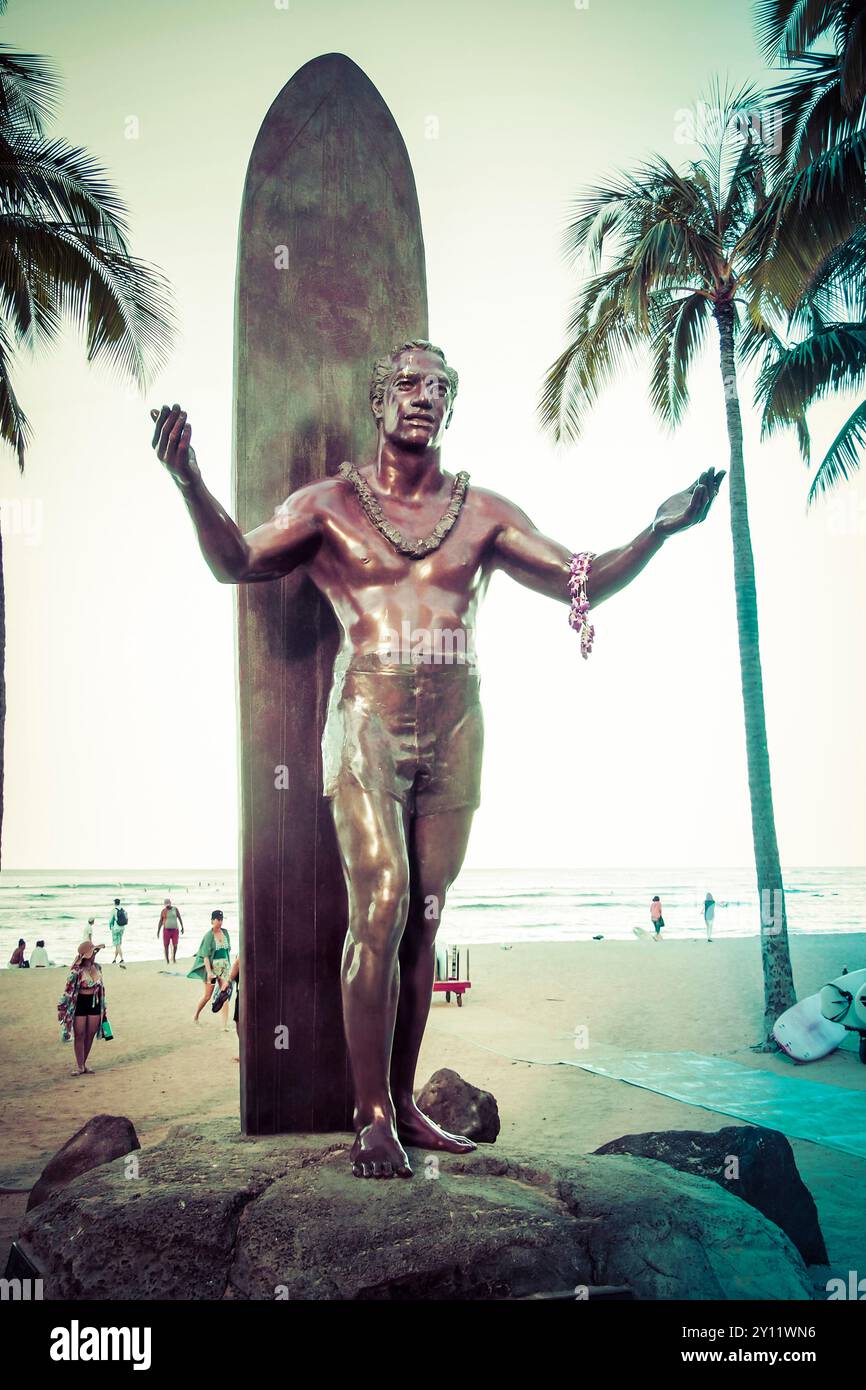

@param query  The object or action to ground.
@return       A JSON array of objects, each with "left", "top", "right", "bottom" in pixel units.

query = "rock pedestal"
[{"left": 17, "top": 1119, "right": 815, "bottom": 1301}]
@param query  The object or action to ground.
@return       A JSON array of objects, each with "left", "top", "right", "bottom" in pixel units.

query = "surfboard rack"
[{"left": 433, "top": 946, "right": 471, "bottom": 1006}]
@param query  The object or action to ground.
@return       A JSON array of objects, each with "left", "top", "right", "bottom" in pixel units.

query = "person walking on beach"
[
  {"left": 58, "top": 940, "right": 109, "bottom": 1075},
  {"left": 704, "top": 892, "right": 716, "bottom": 943},
  {"left": 109, "top": 898, "right": 128, "bottom": 967},
  {"left": 650, "top": 895, "right": 664, "bottom": 941},
  {"left": 189, "top": 911, "right": 232, "bottom": 1025},
  {"left": 158, "top": 897, "right": 184, "bottom": 963},
  {"left": 85, "top": 917, "right": 95, "bottom": 941},
  {"left": 9, "top": 939, "right": 28, "bottom": 967}
]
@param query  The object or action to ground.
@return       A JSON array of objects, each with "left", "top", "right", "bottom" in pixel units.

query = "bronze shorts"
[{"left": 321, "top": 651, "right": 484, "bottom": 817}]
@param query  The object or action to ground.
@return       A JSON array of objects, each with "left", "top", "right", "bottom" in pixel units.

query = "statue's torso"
[{"left": 302, "top": 468, "right": 503, "bottom": 661}]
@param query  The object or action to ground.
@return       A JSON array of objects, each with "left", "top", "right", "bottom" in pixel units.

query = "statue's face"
[{"left": 376, "top": 349, "right": 453, "bottom": 450}]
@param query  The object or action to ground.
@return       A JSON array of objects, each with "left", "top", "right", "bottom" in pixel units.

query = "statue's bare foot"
[
  {"left": 350, "top": 1118, "right": 413, "bottom": 1179},
  {"left": 396, "top": 1099, "right": 476, "bottom": 1154}
]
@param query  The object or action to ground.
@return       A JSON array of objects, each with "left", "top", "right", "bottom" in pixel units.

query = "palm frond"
[
  {"left": 0, "top": 134, "right": 132, "bottom": 250},
  {"left": 0, "top": 215, "right": 175, "bottom": 386},
  {"left": 839, "top": 5, "right": 866, "bottom": 112},
  {"left": 721, "top": 132, "right": 768, "bottom": 243},
  {"left": 624, "top": 221, "right": 689, "bottom": 329},
  {"left": 755, "top": 0, "right": 843, "bottom": 62},
  {"left": 758, "top": 322, "right": 866, "bottom": 436},
  {"left": 795, "top": 224, "right": 866, "bottom": 318},
  {"left": 735, "top": 300, "right": 786, "bottom": 367},
  {"left": 648, "top": 291, "right": 711, "bottom": 426},
  {"left": 0, "top": 317, "right": 31, "bottom": 470},
  {"left": 0, "top": 232, "right": 62, "bottom": 345},
  {"left": 0, "top": 36, "right": 176, "bottom": 474},
  {"left": 563, "top": 173, "right": 643, "bottom": 265},
  {"left": 766, "top": 52, "right": 858, "bottom": 175},
  {"left": 0, "top": 44, "right": 60, "bottom": 138},
  {"left": 539, "top": 265, "right": 644, "bottom": 441},
  {"left": 750, "top": 128, "right": 866, "bottom": 308},
  {"left": 807, "top": 397, "right": 866, "bottom": 497}
]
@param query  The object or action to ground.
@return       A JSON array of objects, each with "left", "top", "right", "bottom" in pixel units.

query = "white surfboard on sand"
[{"left": 774, "top": 993, "right": 847, "bottom": 1062}]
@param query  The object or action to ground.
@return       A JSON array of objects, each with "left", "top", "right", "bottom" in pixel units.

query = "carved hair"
[{"left": 368, "top": 339, "right": 459, "bottom": 421}]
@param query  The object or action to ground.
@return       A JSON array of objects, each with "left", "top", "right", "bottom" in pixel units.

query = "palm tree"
[
  {"left": 757, "top": 234, "right": 866, "bottom": 500},
  {"left": 539, "top": 86, "right": 797, "bottom": 1042},
  {"left": 0, "top": 27, "right": 174, "bottom": 862},
  {"left": 754, "top": 2, "right": 866, "bottom": 499},
  {"left": 755, "top": 0, "right": 866, "bottom": 174}
]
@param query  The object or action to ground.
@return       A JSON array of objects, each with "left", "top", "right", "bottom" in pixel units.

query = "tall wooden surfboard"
[{"left": 233, "top": 54, "right": 428, "bottom": 1133}]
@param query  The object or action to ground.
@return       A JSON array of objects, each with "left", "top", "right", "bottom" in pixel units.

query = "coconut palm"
[
  {"left": 0, "top": 29, "right": 174, "bottom": 861},
  {"left": 757, "top": 231, "right": 866, "bottom": 500},
  {"left": 754, "top": 2, "right": 866, "bottom": 499},
  {"left": 755, "top": 0, "right": 866, "bottom": 173},
  {"left": 539, "top": 86, "right": 797, "bottom": 1041}
]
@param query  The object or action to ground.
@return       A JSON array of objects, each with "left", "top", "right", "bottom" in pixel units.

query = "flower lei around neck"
[
  {"left": 338, "top": 461, "right": 470, "bottom": 559},
  {"left": 568, "top": 551, "right": 597, "bottom": 659}
]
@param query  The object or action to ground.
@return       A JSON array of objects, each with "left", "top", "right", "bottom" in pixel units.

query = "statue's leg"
[
  {"left": 330, "top": 777, "right": 414, "bottom": 1179},
  {"left": 391, "top": 805, "right": 478, "bottom": 1154}
]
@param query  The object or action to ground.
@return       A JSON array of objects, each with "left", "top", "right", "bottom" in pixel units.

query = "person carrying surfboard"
[{"left": 150, "top": 340, "right": 723, "bottom": 1179}]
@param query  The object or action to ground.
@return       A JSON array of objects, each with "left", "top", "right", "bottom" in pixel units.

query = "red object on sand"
[{"left": 433, "top": 979, "right": 471, "bottom": 1006}]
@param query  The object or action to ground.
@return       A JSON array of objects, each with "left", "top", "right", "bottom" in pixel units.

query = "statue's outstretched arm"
[
  {"left": 490, "top": 468, "right": 724, "bottom": 608},
  {"left": 150, "top": 404, "right": 321, "bottom": 583}
]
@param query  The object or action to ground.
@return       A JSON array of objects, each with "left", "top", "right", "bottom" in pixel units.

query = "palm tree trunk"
[{"left": 714, "top": 301, "right": 796, "bottom": 1042}]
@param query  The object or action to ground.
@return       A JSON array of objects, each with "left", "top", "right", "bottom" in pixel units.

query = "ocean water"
[{"left": 1, "top": 865, "right": 864, "bottom": 967}]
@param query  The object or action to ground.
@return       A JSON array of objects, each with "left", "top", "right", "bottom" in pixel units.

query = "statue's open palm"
[{"left": 653, "top": 468, "right": 725, "bottom": 538}]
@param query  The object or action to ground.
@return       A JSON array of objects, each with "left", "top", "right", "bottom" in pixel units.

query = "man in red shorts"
[{"left": 157, "top": 897, "right": 184, "bottom": 963}]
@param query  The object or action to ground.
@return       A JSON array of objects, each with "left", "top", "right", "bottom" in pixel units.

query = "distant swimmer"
[
  {"left": 650, "top": 895, "right": 665, "bottom": 941},
  {"left": 704, "top": 891, "right": 715, "bottom": 942}
]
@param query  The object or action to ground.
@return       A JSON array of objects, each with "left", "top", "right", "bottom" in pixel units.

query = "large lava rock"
[
  {"left": 415, "top": 1068, "right": 500, "bottom": 1143},
  {"left": 594, "top": 1126, "right": 827, "bottom": 1266},
  {"left": 16, "top": 1119, "right": 814, "bottom": 1300},
  {"left": 27, "top": 1114, "right": 140, "bottom": 1212}
]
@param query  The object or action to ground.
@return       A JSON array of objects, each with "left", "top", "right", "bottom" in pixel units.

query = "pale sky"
[{"left": 2, "top": 0, "right": 864, "bottom": 870}]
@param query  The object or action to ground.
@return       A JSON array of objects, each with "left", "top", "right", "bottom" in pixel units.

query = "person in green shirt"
[{"left": 189, "top": 911, "right": 232, "bottom": 1027}]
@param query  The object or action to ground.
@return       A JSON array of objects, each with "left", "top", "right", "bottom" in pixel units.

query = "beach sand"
[{"left": 2, "top": 932, "right": 864, "bottom": 1290}]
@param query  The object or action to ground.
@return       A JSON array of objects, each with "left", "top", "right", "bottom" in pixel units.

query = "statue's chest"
[{"left": 329, "top": 501, "right": 483, "bottom": 588}]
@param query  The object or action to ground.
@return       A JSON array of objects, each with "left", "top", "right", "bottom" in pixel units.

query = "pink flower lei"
[{"left": 568, "top": 551, "right": 597, "bottom": 659}]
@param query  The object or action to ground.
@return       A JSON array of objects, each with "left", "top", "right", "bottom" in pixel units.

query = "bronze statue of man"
[{"left": 150, "top": 339, "right": 723, "bottom": 1179}]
